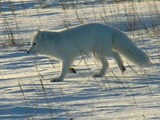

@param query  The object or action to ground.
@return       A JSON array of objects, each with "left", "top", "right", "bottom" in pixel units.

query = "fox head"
[{"left": 27, "top": 30, "right": 44, "bottom": 54}]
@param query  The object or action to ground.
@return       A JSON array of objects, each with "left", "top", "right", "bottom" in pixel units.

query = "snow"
[{"left": 0, "top": 0, "right": 160, "bottom": 120}]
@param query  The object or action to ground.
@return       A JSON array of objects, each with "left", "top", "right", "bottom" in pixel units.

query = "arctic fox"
[{"left": 27, "top": 23, "right": 150, "bottom": 82}]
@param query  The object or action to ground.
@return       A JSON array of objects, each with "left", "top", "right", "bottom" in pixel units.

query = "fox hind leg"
[
  {"left": 112, "top": 51, "right": 126, "bottom": 73},
  {"left": 93, "top": 54, "right": 109, "bottom": 77}
]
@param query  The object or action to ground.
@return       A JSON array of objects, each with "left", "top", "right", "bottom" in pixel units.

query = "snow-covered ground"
[{"left": 0, "top": 0, "right": 160, "bottom": 119}]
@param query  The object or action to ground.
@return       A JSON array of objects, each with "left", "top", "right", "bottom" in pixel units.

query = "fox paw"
[
  {"left": 93, "top": 74, "right": 103, "bottom": 78},
  {"left": 121, "top": 66, "right": 126, "bottom": 73},
  {"left": 50, "top": 78, "right": 63, "bottom": 82},
  {"left": 69, "top": 68, "right": 77, "bottom": 74}
]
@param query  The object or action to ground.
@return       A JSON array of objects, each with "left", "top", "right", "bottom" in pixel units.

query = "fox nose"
[{"left": 27, "top": 51, "right": 29, "bottom": 53}]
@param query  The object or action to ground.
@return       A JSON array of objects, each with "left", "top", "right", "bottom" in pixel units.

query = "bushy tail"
[{"left": 112, "top": 31, "right": 150, "bottom": 67}]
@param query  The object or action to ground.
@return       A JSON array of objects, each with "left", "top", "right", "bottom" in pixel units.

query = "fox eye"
[{"left": 33, "top": 43, "right": 36, "bottom": 46}]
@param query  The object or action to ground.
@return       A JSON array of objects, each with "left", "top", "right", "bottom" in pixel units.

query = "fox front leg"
[{"left": 51, "top": 59, "right": 73, "bottom": 82}]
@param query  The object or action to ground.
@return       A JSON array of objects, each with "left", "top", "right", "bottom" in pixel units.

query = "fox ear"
[
  {"left": 36, "top": 27, "right": 42, "bottom": 34},
  {"left": 36, "top": 29, "right": 40, "bottom": 33},
  {"left": 36, "top": 29, "right": 41, "bottom": 36},
  {"left": 36, "top": 29, "right": 39, "bottom": 32},
  {"left": 37, "top": 30, "right": 44, "bottom": 39}
]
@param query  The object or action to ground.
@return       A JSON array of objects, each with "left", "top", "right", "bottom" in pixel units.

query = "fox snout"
[
  {"left": 27, "top": 46, "right": 37, "bottom": 54},
  {"left": 27, "top": 47, "right": 33, "bottom": 54},
  {"left": 27, "top": 48, "right": 31, "bottom": 53},
  {"left": 27, "top": 48, "right": 34, "bottom": 54}
]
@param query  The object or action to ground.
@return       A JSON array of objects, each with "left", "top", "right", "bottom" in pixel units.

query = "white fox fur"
[{"left": 27, "top": 23, "right": 150, "bottom": 82}]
